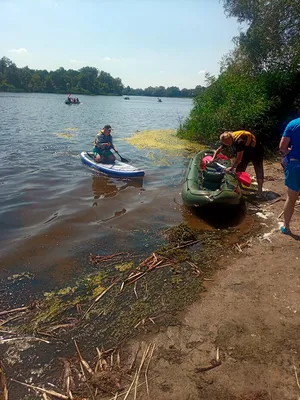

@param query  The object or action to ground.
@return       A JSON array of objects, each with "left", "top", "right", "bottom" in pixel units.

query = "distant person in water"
[
  {"left": 279, "top": 117, "right": 300, "bottom": 234},
  {"left": 93, "top": 124, "right": 116, "bottom": 163},
  {"left": 212, "top": 130, "right": 264, "bottom": 196}
]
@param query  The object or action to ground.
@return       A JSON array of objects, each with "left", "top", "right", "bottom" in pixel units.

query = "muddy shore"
[
  {"left": 124, "top": 161, "right": 300, "bottom": 400},
  {"left": 1, "top": 161, "right": 299, "bottom": 399}
]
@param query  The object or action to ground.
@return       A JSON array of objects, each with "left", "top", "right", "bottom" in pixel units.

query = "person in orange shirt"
[{"left": 212, "top": 130, "right": 264, "bottom": 196}]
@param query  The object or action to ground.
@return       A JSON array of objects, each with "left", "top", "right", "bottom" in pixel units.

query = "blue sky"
[{"left": 0, "top": 0, "right": 242, "bottom": 89}]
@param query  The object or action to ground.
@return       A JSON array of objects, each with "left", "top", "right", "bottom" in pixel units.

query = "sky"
[{"left": 0, "top": 0, "right": 242, "bottom": 89}]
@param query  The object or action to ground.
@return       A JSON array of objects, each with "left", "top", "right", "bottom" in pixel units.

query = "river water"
[{"left": 0, "top": 93, "right": 204, "bottom": 294}]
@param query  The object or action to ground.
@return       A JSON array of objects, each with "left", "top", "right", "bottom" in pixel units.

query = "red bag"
[
  {"left": 201, "top": 155, "right": 213, "bottom": 170},
  {"left": 236, "top": 172, "right": 252, "bottom": 187},
  {"left": 216, "top": 153, "right": 229, "bottom": 160}
]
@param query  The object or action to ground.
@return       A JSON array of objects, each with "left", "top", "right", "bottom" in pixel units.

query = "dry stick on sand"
[
  {"left": 145, "top": 343, "right": 156, "bottom": 400},
  {"left": 294, "top": 365, "right": 300, "bottom": 392},
  {"left": 0, "top": 361, "right": 8, "bottom": 400},
  {"left": 265, "top": 197, "right": 285, "bottom": 207},
  {"left": 74, "top": 340, "right": 94, "bottom": 375},
  {"left": 195, "top": 347, "right": 222, "bottom": 373},
  {"left": 278, "top": 210, "right": 284, "bottom": 219},
  {"left": 60, "top": 358, "right": 75, "bottom": 399},
  {"left": 133, "top": 344, "right": 152, "bottom": 400},
  {"left": 11, "top": 379, "right": 69, "bottom": 399},
  {"left": 74, "top": 341, "right": 95, "bottom": 400},
  {"left": 109, "top": 376, "right": 157, "bottom": 400}
]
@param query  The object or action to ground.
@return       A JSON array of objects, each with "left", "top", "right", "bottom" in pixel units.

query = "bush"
[{"left": 178, "top": 69, "right": 300, "bottom": 150}]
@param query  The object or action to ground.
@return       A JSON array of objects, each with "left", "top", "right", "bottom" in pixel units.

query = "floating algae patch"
[
  {"left": 19, "top": 270, "right": 108, "bottom": 332},
  {"left": 115, "top": 262, "right": 134, "bottom": 272},
  {"left": 55, "top": 133, "right": 74, "bottom": 139},
  {"left": 65, "top": 127, "right": 78, "bottom": 131},
  {"left": 8, "top": 272, "right": 35, "bottom": 282},
  {"left": 125, "top": 129, "right": 204, "bottom": 157}
]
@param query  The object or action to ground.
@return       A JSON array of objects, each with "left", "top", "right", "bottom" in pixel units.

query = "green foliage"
[
  {"left": 222, "top": 0, "right": 300, "bottom": 73},
  {"left": 179, "top": 0, "right": 300, "bottom": 149},
  {"left": 0, "top": 57, "right": 205, "bottom": 98},
  {"left": 179, "top": 70, "right": 270, "bottom": 144},
  {"left": 0, "top": 57, "right": 125, "bottom": 96},
  {"left": 122, "top": 84, "right": 205, "bottom": 98}
]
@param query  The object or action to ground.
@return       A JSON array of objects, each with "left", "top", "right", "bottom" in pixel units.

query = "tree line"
[
  {"left": 0, "top": 57, "right": 204, "bottom": 98},
  {"left": 178, "top": 0, "right": 300, "bottom": 148}
]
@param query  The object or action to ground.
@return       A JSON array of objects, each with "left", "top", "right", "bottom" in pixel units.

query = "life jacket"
[
  {"left": 232, "top": 131, "right": 256, "bottom": 148},
  {"left": 94, "top": 131, "right": 112, "bottom": 147}
]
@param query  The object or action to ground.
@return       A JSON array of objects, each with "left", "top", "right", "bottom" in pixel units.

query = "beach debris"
[
  {"left": 195, "top": 347, "right": 222, "bottom": 373},
  {"left": 89, "top": 252, "right": 128, "bottom": 266},
  {"left": 234, "top": 239, "right": 252, "bottom": 253},
  {"left": 293, "top": 364, "right": 300, "bottom": 394},
  {"left": 0, "top": 361, "right": 8, "bottom": 400},
  {"left": 11, "top": 379, "right": 69, "bottom": 399},
  {"left": 186, "top": 261, "right": 202, "bottom": 275},
  {"left": 0, "top": 306, "right": 30, "bottom": 318}
]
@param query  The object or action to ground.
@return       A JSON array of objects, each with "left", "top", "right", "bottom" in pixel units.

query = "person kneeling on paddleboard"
[
  {"left": 212, "top": 130, "right": 264, "bottom": 197},
  {"left": 93, "top": 124, "right": 117, "bottom": 163}
]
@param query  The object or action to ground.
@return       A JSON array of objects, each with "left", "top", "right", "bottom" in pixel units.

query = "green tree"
[{"left": 222, "top": 0, "right": 300, "bottom": 72}]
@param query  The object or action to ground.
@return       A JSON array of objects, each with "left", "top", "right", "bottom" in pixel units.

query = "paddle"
[
  {"left": 213, "top": 162, "right": 252, "bottom": 186},
  {"left": 114, "top": 150, "right": 129, "bottom": 163}
]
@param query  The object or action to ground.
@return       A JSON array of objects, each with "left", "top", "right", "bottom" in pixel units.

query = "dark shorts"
[
  {"left": 284, "top": 161, "right": 300, "bottom": 192},
  {"left": 236, "top": 144, "right": 264, "bottom": 180},
  {"left": 93, "top": 147, "right": 114, "bottom": 158}
]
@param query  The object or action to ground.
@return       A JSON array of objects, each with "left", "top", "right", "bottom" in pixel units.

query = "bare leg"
[
  {"left": 257, "top": 178, "right": 263, "bottom": 196},
  {"left": 283, "top": 188, "right": 299, "bottom": 231}
]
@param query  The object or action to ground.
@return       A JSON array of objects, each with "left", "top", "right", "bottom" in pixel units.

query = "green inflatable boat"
[{"left": 182, "top": 150, "right": 242, "bottom": 207}]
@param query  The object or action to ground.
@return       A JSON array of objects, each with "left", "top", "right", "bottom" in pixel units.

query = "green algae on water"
[{"left": 125, "top": 129, "right": 204, "bottom": 156}]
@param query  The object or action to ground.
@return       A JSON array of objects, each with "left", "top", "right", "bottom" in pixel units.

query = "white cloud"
[
  {"left": 159, "top": 70, "right": 165, "bottom": 74},
  {"left": 198, "top": 70, "right": 206, "bottom": 74},
  {"left": 103, "top": 56, "right": 121, "bottom": 62},
  {"left": 8, "top": 48, "right": 28, "bottom": 54}
]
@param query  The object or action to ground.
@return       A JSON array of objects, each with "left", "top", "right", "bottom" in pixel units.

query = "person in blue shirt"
[
  {"left": 279, "top": 117, "right": 300, "bottom": 234},
  {"left": 93, "top": 124, "right": 117, "bottom": 163}
]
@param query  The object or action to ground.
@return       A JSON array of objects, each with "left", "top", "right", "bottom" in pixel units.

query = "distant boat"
[
  {"left": 65, "top": 97, "right": 80, "bottom": 105},
  {"left": 124, "top": 96, "right": 130, "bottom": 100},
  {"left": 157, "top": 98, "right": 162, "bottom": 102}
]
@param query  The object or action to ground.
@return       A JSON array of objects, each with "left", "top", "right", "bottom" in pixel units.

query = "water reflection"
[{"left": 91, "top": 174, "right": 144, "bottom": 206}]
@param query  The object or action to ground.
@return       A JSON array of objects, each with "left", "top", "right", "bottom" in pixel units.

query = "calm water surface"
[{"left": 0, "top": 93, "right": 196, "bottom": 290}]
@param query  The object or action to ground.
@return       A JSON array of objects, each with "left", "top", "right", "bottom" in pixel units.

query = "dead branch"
[
  {"left": 0, "top": 306, "right": 29, "bottom": 317},
  {"left": 195, "top": 358, "right": 222, "bottom": 373},
  {"left": 60, "top": 358, "right": 75, "bottom": 398},
  {"left": 145, "top": 343, "right": 156, "bottom": 400},
  {"left": 74, "top": 340, "right": 93, "bottom": 375},
  {"left": 277, "top": 210, "right": 284, "bottom": 219},
  {"left": 0, "top": 361, "right": 8, "bottom": 400},
  {"left": 133, "top": 344, "right": 151, "bottom": 400},
  {"left": 11, "top": 379, "right": 68, "bottom": 399},
  {"left": 294, "top": 365, "right": 300, "bottom": 392}
]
